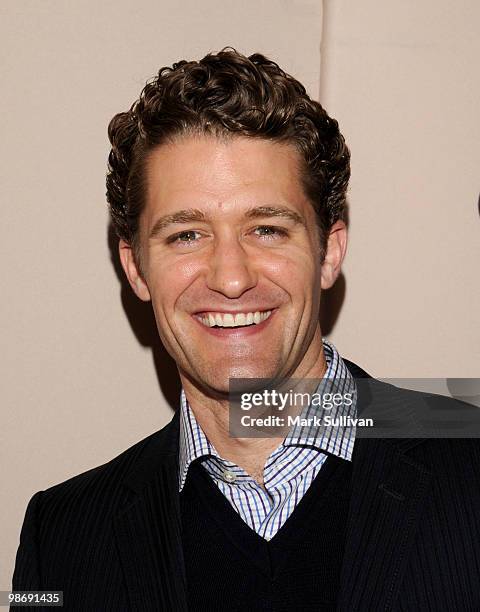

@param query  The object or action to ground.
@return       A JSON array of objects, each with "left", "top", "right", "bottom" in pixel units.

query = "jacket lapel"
[
  {"left": 338, "top": 361, "right": 432, "bottom": 610},
  {"left": 113, "top": 410, "right": 188, "bottom": 611},
  {"left": 337, "top": 437, "right": 431, "bottom": 611}
]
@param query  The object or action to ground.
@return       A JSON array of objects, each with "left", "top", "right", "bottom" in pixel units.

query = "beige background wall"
[
  {"left": 1, "top": 0, "right": 324, "bottom": 589},
  {"left": 322, "top": 0, "right": 480, "bottom": 377},
  {"left": 2, "top": 0, "right": 479, "bottom": 589}
]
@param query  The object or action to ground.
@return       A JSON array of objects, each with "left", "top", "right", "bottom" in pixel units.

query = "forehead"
[{"left": 142, "top": 135, "right": 311, "bottom": 220}]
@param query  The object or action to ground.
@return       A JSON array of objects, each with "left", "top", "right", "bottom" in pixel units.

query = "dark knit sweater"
[{"left": 180, "top": 454, "right": 353, "bottom": 611}]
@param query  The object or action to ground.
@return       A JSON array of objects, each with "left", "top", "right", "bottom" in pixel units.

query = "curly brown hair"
[{"left": 106, "top": 47, "right": 350, "bottom": 274}]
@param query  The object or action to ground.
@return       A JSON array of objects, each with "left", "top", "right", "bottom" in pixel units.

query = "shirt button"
[{"left": 223, "top": 470, "right": 236, "bottom": 483}]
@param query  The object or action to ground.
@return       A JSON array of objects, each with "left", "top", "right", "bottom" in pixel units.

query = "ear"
[
  {"left": 118, "top": 239, "right": 151, "bottom": 302},
  {"left": 320, "top": 220, "right": 348, "bottom": 290}
]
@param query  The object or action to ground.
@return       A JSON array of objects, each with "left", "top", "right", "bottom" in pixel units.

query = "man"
[{"left": 12, "top": 48, "right": 480, "bottom": 611}]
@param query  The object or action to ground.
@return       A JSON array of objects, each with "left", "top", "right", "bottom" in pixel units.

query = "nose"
[{"left": 206, "top": 234, "right": 258, "bottom": 298}]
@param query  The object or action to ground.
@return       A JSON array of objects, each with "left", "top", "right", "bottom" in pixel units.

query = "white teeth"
[
  {"left": 199, "top": 310, "right": 272, "bottom": 328},
  {"left": 223, "top": 313, "right": 235, "bottom": 327},
  {"left": 234, "top": 313, "right": 247, "bottom": 326}
]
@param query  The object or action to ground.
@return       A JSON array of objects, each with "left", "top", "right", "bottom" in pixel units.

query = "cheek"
[
  {"left": 148, "top": 255, "right": 203, "bottom": 314},
  {"left": 262, "top": 247, "right": 320, "bottom": 294}
]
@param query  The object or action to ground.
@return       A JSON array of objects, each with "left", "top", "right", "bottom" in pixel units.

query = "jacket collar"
[{"left": 121, "top": 408, "right": 181, "bottom": 494}]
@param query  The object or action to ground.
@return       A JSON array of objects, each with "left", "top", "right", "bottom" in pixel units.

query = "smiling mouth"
[{"left": 195, "top": 310, "right": 273, "bottom": 328}]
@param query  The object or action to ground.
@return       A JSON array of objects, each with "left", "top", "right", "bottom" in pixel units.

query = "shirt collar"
[
  {"left": 283, "top": 338, "right": 357, "bottom": 459},
  {"left": 178, "top": 338, "right": 357, "bottom": 491}
]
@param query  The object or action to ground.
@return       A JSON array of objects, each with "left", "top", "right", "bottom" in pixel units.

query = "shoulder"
[
  {"left": 31, "top": 414, "right": 178, "bottom": 522},
  {"left": 12, "top": 414, "right": 180, "bottom": 592},
  {"left": 345, "top": 357, "right": 480, "bottom": 462}
]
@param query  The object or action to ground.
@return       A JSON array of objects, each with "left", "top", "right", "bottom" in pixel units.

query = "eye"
[
  {"left": 253, "top": 225, "right": 289, "bottom": 240},
  {"left": 166, "top": 230, "right": 202, "bottom": 245}
]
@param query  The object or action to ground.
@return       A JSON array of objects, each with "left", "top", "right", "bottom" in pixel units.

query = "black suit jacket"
[{"left": 11, "top": 360, "right": 480, "bottom": 611}]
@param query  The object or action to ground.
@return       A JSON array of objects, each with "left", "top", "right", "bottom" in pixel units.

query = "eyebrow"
[{"left": 148, "top": 205, "right": 306, "bottom": 240}]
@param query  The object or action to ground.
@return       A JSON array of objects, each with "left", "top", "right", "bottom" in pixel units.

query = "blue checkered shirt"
[{"left": 178, "top": 339, "right": 357, "bottom": 540}]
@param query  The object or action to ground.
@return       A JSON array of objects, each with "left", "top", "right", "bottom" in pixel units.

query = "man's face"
[{"left": 120, "top": 135, "right": 345, "bottom": 396}]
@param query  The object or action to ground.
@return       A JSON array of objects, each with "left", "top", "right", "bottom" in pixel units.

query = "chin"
[{"left": 207, "top": 366, "right": 278, "bottom": 393}]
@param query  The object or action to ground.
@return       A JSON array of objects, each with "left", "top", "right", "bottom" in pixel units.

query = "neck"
[{"left": 180, "top": 337, "right": 328, "bottom": 486}]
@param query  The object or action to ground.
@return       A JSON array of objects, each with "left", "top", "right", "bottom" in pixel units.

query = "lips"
[
  {"left": 195, "top": 310, "right": 273, "bottom": 328},
  {"left": 191, "top": 308, "right": 277, "bottom": 337}
]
